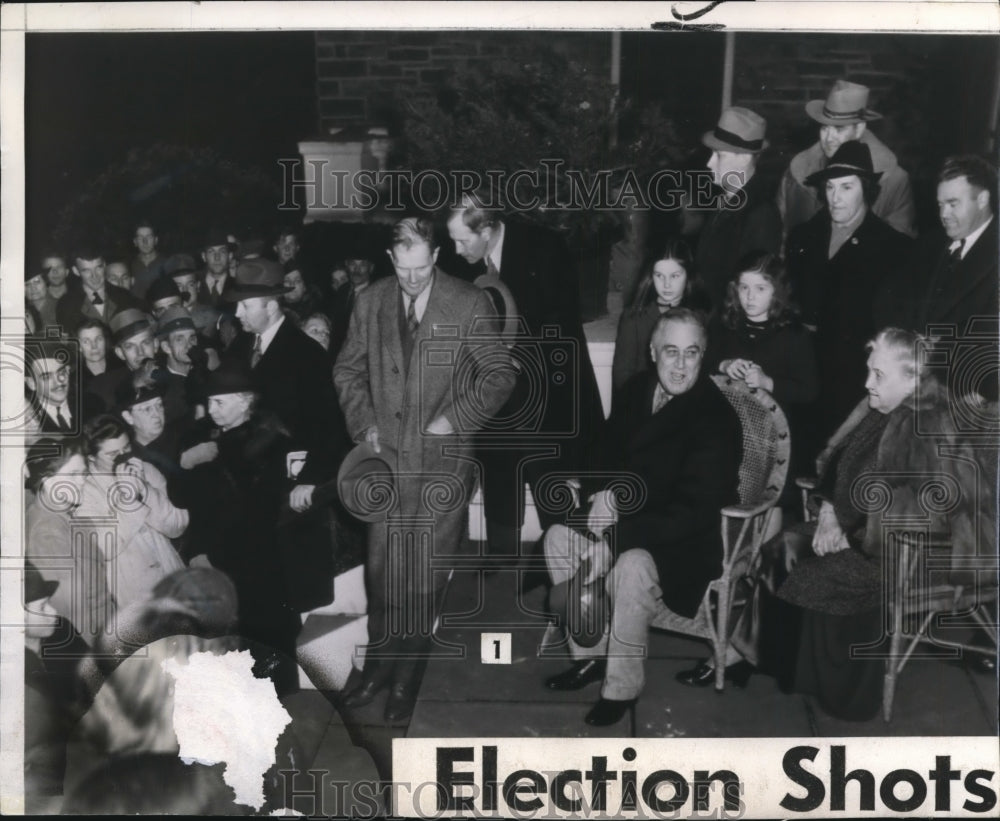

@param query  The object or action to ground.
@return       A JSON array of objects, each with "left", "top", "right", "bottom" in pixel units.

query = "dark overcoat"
[
  {"left": 785, "top": 207, "right": 912, "bottom": 440},
  {"left": 592, "top": 370, "right": 742, "bottom": 618}
]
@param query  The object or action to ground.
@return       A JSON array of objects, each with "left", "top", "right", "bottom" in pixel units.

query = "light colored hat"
[
  {"left": 702, "top": 107, "right": 768, "bottom": 154},
  {"left": 806, "top": 79, "right": 882, "bottom": 125}
]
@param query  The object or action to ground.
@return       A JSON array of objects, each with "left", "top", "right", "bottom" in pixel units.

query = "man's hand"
[
  {"left": 365, "top": 426, "right": 381, "bottom": 453},
  {"left": 179, "top": 441, "right": 219, "bottom": 469},
  {"left": 586, "top": 489, "right": 617, "bottom": 538},
  {"left": 581, "top": 536, "right": 613, "bottom": 585},
  {"left": 289, "top": 484, "right": 315, "bottom": 513},
  {"left": 812, "top": 501, "right": 850, "bottom": 556},
  {"left": 425, "top": 415, "right": 455, "bottom": 435}
]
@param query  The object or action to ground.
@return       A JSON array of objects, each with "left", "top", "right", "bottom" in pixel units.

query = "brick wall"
[{"left": 314, "top": 31, "right": 610, "bottom": 131}]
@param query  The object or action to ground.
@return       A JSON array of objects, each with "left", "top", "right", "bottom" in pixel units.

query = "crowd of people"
[{"left": 18, "top": 77, "right": 998, "bottom": 808}]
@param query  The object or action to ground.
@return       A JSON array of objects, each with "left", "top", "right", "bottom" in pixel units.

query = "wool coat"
[
  {"left": 333, "top": 270, "right": 515, "bottom": 605},
  {"left": 785, "top": 207, "right": 912, "bottom": 442}
]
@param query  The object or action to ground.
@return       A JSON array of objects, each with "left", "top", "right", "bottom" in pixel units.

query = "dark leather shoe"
[
  {"left": 384, "top": 683, "right": 417, "bottom": 722},
  {"left": 341, "top": 674, "right": 389, "bottom": 709},
  {"left": 545, "top": 659, "right": 606, "bottom": 691},
  {"left": 675, "top": 659, "right": 754, "bottom": 689},
  {"left": 585, "top": 697, "right": 634, "bottom": 726}
]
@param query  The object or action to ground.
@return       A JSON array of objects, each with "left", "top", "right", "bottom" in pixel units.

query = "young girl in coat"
[{"left": 709, "top": 251, "right": 819, "bottom": 501}]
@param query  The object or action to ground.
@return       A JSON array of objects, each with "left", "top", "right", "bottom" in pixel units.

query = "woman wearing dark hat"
[
  {"left": 174, "top": 362, "right": 307, "bottom": 695},
  {"left": 785, "top": 140, "right": 913, "bottom": 456}
]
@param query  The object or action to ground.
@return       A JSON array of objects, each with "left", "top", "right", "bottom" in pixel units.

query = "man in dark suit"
[
  {"left": 542, "top": 309, "right": 742, "bottom": 725},
  {"left": 199, "top": 228, "right": 233, "bottom": 310},
  {"left": 907, "top": 155, "right": 998, "bottom": 404},
  {"left": 447, "top": 192, "right": 605, "bottom": 561},
  {"left": 223, "top": 257, "right": 348, "bottom": 498},
  {"left": 24, "top": 340, "right": 77, "bottom": 438},
  {"left": 55, "top": 250, "right": 144, "bottom": 336},
  {"left": 334, "top": 217, "right": 515, "bottom": 721}
]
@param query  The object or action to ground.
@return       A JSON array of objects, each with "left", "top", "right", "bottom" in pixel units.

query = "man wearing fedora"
[
  {"left": 154, "top": 304, "right": 208, "bottom": 428},
  {"left": 778, "top": 79, "right": 916, "bottom": 239},
  {"left": 695, "top": 106, "right": 783, "bottom": 307},
  {"left": 223, "top": 256, "right": 349, "bottom": 504},
  {"left": 334, "top": 216, "right": 515, "bottom": 721},
  {"left": 785, "top": 140, "right": 912, "bottom": 450}
]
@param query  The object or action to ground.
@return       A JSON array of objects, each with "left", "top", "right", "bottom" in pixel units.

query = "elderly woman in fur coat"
[
  {"left": 173, "top": 363, "right": 314, "bottom": 695},
  {"left": 684, "top": 328, "right": 996, "bottom": 720}
]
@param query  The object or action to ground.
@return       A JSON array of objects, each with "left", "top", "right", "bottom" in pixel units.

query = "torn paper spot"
[{"left": 162, "top": 649, "right": 290, "bottom": 810}]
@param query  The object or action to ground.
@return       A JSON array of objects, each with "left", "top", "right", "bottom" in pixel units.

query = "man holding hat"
[
  {"left": 334, "top": 216, "right": 515, "bottom": 721},
  {"left": 778, "top": 79, "right": 916, "bottom": 239},
  {"left": 785, "top": 140, "right": 912, "bottom": 449},
  {"left": 695, "top": 106, "right": 782, "bottom": 306}
]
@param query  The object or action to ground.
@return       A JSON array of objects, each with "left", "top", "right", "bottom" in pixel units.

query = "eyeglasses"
[
  {"left": 35, "top": 364, "right": 70, "bottom": 382},
  {"left": 658, "top": 347, "right": 703, "bottom": 365}
]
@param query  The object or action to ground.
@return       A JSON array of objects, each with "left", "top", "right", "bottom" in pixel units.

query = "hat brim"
[
  {"left": 222, "top": 284, "right": 292, "bottom": 302},
  {"left": 804, "top": 165, "right": 883, "bottom": 187},
  {"left": 337, "top": 441, "right": 398, "bottom": 523},
  {"left": 26, "top": 577, "right": 59, "bottom": 603},
  {"left": 805, "top": 99, "right": 883, "bottom": 125},
  {"left": 701, "top": 130, "right": 768, "bottom": 154}
]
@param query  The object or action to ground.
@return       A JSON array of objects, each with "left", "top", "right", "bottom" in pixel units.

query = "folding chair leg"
[
  {"left": 882, "top": 547, "right": 907, "bottom": 722},
  {"left": 714, "top": 583, "right": 732, "bottom": 692}
]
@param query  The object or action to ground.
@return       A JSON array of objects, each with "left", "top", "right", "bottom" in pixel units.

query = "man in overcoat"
[
  {"left": 695, "top": 107, "right": 783, "bottom": 307},
  {"left": 542, "top": 309, "right": 742, "bottom": 726},
  {"left": 446, "top": 192, "right": 605, "bottom": 561},
  {"left": 334, "top": 217, "right": 515, "bottom": 721},
  {"left": 776, "top": 79, "right": 916, "bottom": 239},
  {"left": 223, "top": 257, "right": 349, "bottom": 499}
]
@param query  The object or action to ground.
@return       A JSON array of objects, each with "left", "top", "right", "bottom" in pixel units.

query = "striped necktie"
[
  {"left": 251, "top": 335, "right": 263, "bottom": 368},
  {"left": 406, "top": 297, "right": 419, "bottom": 337}
]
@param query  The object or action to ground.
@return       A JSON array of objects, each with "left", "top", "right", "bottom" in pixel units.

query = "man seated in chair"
[{"left": 543, "top": 309, "right": 743, "bottom": 725}]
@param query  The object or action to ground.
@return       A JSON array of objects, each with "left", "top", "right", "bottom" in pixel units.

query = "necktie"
[
  {"left": 949, "top": 238, "right": 965, "bottom": 265},
  {"left": 91, "top": 291, "right": 104, "bottom": 306},
  {"left": 251, "top": 335, "right": 263, "bottom": 368},
  {"left": 652, "top": 387, "right": 669, "bottom": 415},
  {"left": 406, "top": 297, "right": 419, "bottom": 337},
  {"left": 56, "top": 408, "right": 71, "bottom": 431},
  {"left": 486, "top": 257, "right": 500, "bottom": 280}
]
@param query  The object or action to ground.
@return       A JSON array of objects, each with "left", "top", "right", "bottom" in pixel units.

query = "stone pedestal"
[{"left": 296, "top": 127, "right": 391, "bottom": 222}]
